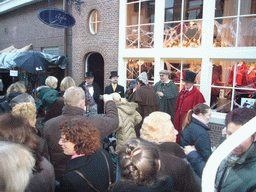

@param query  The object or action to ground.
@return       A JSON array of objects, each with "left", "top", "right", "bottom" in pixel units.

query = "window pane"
[
  {"left": 140, "top": 0, "right": 155, "bottom": 24},
  {"left": 211, "top": 60, "right": 256, "bottom": 112},
  {"left": 240, "top": 0, "right": 256, "bottom": 15},
  {"left": 165, "top": 0, "right": 182, "bottom": 22},
  {"left": 234, "top": 89, "right": 256, "bottom": 109},
  {"left": 163, "top": 23, "right": 182, "bottom": 48},
  {"left": 91, "top": 11, "right": 97, "bottom": 22},
  {"left": 182, "top": 21, "right": 202, "bottom": 47},
  {"left": 215, "top": 0, "right": 238, "bottom": 17},
  {"left": 127, "top": 3, "right": 139, "bottom": 25},
  {"left": 126, "top": 27, "right": 139, "bottom": 48},
  {"left": 164, "top": 60, "right": 201, "bottom": 90},
  {"left": 183, "top": 0, "right": 203, "bottom": 20},
  {"left": 213, "top": 18, "right": 237, "bottom": 47},
  {"left": 238, "top": 16, "right": 256, "bottom": 47},
  {"left": 140, "top": 25, "right": 154, "bottom": 48},
  {"left": 127, "top": 0, "right": 138, "bottom": 2},
  {"left": 126, "top": 59, "right": 154, "bottom": 82}
]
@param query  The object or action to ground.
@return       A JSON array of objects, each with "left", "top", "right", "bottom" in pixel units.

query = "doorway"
[{"left": 85, "top": 52, "right": 104, "bottom": 93}]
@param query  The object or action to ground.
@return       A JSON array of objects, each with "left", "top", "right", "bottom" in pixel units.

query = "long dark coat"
[
  {"left": 154, "top": 81, "right": 179, "bottom": 122},
  {"left": 128, "top": 85, "right": 158, "bottom": 137},
  {"left": 174, "top": 87, "right": 205, "bottom": 143}
]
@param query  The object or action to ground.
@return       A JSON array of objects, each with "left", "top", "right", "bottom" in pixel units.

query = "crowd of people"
[{"left": 0, "top": 69, "right": 255, "bottom": 192}]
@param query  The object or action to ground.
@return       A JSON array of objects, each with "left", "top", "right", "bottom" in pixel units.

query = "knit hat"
[{"left": 137, "top": 72, "right": 148, "bottom": 85}]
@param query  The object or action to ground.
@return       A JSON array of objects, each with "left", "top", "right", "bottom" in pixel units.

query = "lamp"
[{"left": 68, "top": 0, "right": 84, "bottom": 14}]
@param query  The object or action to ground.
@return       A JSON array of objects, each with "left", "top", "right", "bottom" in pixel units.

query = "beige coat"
[{"left": 115, "top": 100, "right": 142, "bottom": 152}]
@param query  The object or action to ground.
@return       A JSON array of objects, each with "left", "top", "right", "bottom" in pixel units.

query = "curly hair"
[
  {"left": 117, "top": 138, "right": 161, "bottom": 187},
  {"left": 0, "top": 113, "right": 42, "bottom": 172},
  {"left": 59, "top": 118, "right": 100, "bottom": 155}
]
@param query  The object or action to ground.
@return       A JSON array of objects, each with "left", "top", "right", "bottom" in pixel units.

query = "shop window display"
[
  {"left": 126, "top": 59, "right": 154, "bottom": 87},
  {"left": 126, "top": 0, "right": 155, "bottom": 48},
  {"left": 211, "top": 60, "right": 256, "bottom": 113},
  {"left": 214, "top": 0, "right": 256, "bottom": 47},
  {"left": 163, "top": 0, "right": 203, "bottom": 48},
  {"left": 164, "top": 60, "right": 202, "bottom": 90}
]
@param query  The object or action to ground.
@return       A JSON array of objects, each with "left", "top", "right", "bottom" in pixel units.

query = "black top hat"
[
  {"left": 85, "top": 71, "right": 94, "bottom": 78},
  {"left": 110, "top": 71, "right": 119, "bottom": 79},
  {"left": 182, "top": 70, "right": 196, "bottom": 83}
]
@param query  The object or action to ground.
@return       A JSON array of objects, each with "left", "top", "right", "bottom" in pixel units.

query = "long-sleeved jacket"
[{"left": 43, "top": 100, "right": 118, "bottom": 181}]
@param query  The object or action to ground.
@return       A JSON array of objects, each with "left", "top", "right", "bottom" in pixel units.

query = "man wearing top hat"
[
  {"left": 174, "top": 70, "right": 205, "bottom": 143},
  {"left": 104, "top": 71, "right": 125, "bottom": 98},
  {"left": 79, "top": 71, "right": 103, "bottom": 114},
  {"left": 154, "top": 70, "right": 179, "bottom": 123}
]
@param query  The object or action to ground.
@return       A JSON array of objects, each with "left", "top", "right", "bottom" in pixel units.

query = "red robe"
[{"left": 174, "top": 87, "right": 205, "bottom": 143}]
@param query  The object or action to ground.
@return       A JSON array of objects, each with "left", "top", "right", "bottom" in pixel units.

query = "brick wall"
[
  {"left": 71, "top": 0, "right": 119, "bottom": 87},
  {"left": 208, "top": 123, "right": 225, "bottom": 147}
]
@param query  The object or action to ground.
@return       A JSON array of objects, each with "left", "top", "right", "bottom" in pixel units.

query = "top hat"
[
  {"left": 110, "top": 71, "right": 119, "bottom": 79},
  {"left": 182, "top": 70, "right": 196, "bottom": 83},
  {"left": 85, "top": 71, "right": 94, "bottom": 78},
  {"left": 159, "top": 70, "right": 169, "bottom": 75}
]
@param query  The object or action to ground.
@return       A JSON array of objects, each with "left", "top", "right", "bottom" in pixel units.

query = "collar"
[
  {"left": 62, "top": 105, "right": 85, "bottom": 116},
  {"left": 187, "top": 86, "right": 193, "bottom": 92},
  {"left": 71, "top": 154, "right": 85, "bottom": 159}
]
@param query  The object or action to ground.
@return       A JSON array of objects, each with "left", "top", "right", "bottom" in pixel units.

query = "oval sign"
[{"left": 38, "top": 8, "right": 75, "bottom": 28}]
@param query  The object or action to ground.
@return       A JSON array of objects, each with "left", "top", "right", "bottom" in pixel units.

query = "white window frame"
[{"left": 89, "top": 9, "right": 100, "bottom": 35}]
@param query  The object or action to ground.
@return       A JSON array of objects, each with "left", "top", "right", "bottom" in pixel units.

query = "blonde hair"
[
  {"left": 12, "top": 102, "right": 37, "bottom": 121},
  {"left": 60, "top": 76, "right": 76, "bottom": 91},
  {"left": 45, "top": 76, "right": 58, "bottom": 89},
  {"left": 0, "top": 141, "right": 35, "bottom": 192},
  {"left": 6, "top": 82, "right": 26, "bottom": 96},
  {"left": 64, "top": 86, "right": 85, "bottom": 106},
  {"left": 141, "top": 111, "right": 173, "bottom": 143}
]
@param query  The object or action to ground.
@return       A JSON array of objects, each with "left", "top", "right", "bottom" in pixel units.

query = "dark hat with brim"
[
  {"left": 110, "top": 71, "right": 119, "bottom": 79},
  {"left": 85, "top": 71, "right": 94, "bottom": 78},
  {"left": 182, "top": 70, "right": 196, "bottom": 83}
]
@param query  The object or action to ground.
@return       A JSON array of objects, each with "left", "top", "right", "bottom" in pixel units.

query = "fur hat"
[
  {"left": 140, "top": 111, "right": 175, "bottom": 143},
  {"left": 137, "top": 72, "right": 148, "bottom": 85}
]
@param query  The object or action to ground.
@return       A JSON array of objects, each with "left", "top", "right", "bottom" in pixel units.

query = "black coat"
[
  {"left": 110, "top": 176, "right": 176, "bottom": 192},
  {"left": 79, "top": 81, "right": 103, "bottom": 113},
  {"left": 104, "top": 84, "right": 124, "bottom": 98},
  {"left": 57, "top": 148, "right": 115, "bottom": 192},
  {"left": 180, "top": 117, "right": 212, "bottom": 161}
]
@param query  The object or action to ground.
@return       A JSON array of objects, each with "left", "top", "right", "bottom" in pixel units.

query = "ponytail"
[{"left": 182, "top": 109, "right": 193, "bottom": 130}]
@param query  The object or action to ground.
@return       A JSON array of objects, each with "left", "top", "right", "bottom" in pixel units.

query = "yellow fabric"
[{"left": 113, "top": 84, "right": 117, "bottom": 91}]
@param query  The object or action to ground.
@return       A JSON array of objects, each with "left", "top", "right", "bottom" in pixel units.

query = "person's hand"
[
  {"left": 156, "top": 91, "right": 164, "bottom": 97},
  {"left": 184, "top": 145, "right": 196, "bottom": 155},
  {"left": 103, "top": 94, "right": 113, "bottom": 103}
]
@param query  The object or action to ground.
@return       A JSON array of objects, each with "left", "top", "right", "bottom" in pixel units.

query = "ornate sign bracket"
[{"left": 68, "top": 0, "right": 84, "bottom": 14}]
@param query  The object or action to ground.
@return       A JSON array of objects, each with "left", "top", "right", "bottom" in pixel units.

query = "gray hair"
[
  {"left": 63, "top": 86, "right": 85, "bottom": 106},
  {"left": 0, "top": 141, "right": 35, "bottom": 192},
  {"left": 60, "top": 76, "right": 76, "bottom": 91},
  {"left": 45, "top": 76, "right": 58, "bottom": 89},
  {"left": 9, "top": 93, "right": 35, "bottom": 109}
]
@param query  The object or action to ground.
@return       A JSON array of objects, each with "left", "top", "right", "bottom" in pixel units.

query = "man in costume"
[
  {"left": 104, "top": 71, "right": 124, "bottom": 98},
  {"left": 174, "top": 70, "right": 205, "bottom": 143},
  {"left": 154, "top": 70, "right": 179, "bottom": 123},
  {"left": 79, "top": 71, "right": 103, "bottom": 114}
]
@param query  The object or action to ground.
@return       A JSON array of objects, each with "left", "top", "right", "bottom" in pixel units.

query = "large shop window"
[
  {"left": 210, "top": 60, "right": 256, "bottom": 113},
  {"left": 164, "top": 0, "right": 203, "bottom": 48},
  {"left": 126, "top": 59, "right": 154, "bottom": 86},
  {"left": 164, "top": 59, "right": 202, "bottom": 90},
  {"left": 214, "top": 0, "right": 256, "bottom": 47},
  {"left": 126, "top": 0, "right": 155, "bottom": 48}
]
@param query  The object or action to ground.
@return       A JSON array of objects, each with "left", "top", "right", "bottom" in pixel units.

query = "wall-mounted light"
[{"left": 68, "top": 0, "right": 84, "bottom": 14}]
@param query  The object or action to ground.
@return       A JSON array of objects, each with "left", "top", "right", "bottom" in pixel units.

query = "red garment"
[
  {"left": 228, "top": 62, "right": 248, "bottom": 85},
  {"left": 174, "top": 87, "right": 205, "bottom": 144}
]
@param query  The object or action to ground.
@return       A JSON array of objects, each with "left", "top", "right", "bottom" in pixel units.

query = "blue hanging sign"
[{"left": 38, "top": 8, "right": 76, "bottom": 28}]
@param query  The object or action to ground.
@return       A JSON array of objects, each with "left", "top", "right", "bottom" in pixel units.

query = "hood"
[{"left": 116, "top": 100, "right": 138, "bottom": 115}]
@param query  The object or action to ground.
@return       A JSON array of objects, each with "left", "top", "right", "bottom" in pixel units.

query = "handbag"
[{"left": 74, "top": 151, "right": 112, "bottom": 192}]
